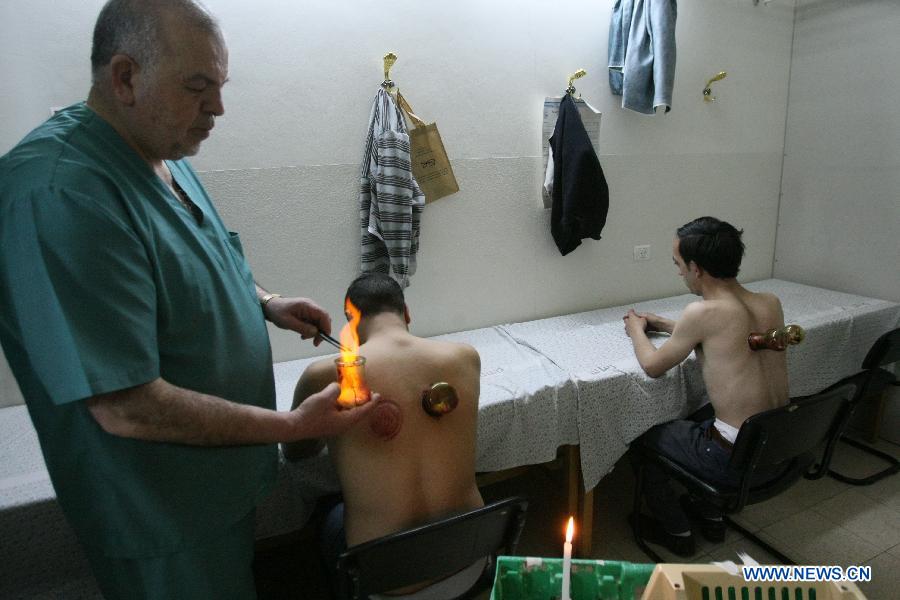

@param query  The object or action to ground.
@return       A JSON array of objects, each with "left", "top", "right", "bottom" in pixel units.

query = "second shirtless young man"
[
  {"left": 284, "top": 272, "right": 486, "bottom": 596},
  {"left": 623, "top": 216, "right": 789, "bottom": 556}
]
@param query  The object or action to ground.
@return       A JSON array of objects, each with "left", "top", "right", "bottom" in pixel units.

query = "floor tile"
[
  {"left": 783, "top": 473, "right": 850, "bottom": 506},
  {"left": 855, "top": 470, "right": 900, "bottom": 513},
  {"left": 760, "top": 511, "right": 883, "bottom": 566},
  {"left": 856, "top": 551, "right": 900, "bottom": 600},
  {"left": 701, "top": 536, "right": 786, "bottom": 566},
  {"left": 886, "top": 543, "right": 900, "bottom": 560},
  {"left": 724, "top": 492, "right": 806, "bottom": 530},
  {"left": 813, "top": 490, "right": 900, "bottom": 553}
]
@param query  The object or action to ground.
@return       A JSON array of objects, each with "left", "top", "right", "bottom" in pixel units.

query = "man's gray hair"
[{"left": 90, "top": 0, "right": 220, "bottom": 82}]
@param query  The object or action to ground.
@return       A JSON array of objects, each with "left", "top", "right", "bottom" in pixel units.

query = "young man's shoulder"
[
  {"left": 690, "top": 289, "right": 784, "bottom": 331},
  {"left": 754, "top": 290, "right": 783, "bottom": 308},
  {"left": 300, "top": 357, "right": 338, "bottom": 388},
  {"left": 740, "top": 288, "right": 784, "bottom": 318},
  {"left": 680, "top": 299, "right": 715, "bottom": 322},
  {"left": 679, "top": 297, "right": 743, "bottom": 334},
  {"left": 428, "top": 339, "right": 480, "bottom": 369}
]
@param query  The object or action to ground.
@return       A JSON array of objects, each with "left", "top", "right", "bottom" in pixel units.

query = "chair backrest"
[
  {"left": 862, "top": 327, "right": 900, "bottom": 370},
  {"left": 803, "top": 328, "right": 900, "bottom": 478},
  {"left": 729, "top": 381, "right": 857, "bottom": 475},
  {"left": 336, "top": 496, "right": 528, "bottom": 600},
  {"left": 804, "top": 371, "right": 871, "bottom": 479}
]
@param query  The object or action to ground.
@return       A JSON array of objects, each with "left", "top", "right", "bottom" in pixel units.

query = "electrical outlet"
[{"left": 633, "top": 245, "right": 651, "bottom": 262}]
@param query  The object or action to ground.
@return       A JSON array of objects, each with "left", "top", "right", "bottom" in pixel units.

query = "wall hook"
[
  {"left": 382, "top": 52, "right": 398, "bottom": 90},
  {"left": 703, "top": 71, "right": 728, "bottom": 102},
  {"left": 566, "top": 69, "right": 587, "bottom": 96}
]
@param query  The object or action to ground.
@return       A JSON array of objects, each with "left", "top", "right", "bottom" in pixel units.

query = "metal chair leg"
[
  {"left": 631, "top": 462, "right": 664, "bottom": 563},
  {"left": 827, "top": 435, "right": 900, "bottom": 486},
  {"left": 723, "top": 516, "right": 795, "bottom": 565}
]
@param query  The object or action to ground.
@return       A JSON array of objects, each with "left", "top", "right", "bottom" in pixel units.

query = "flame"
[
  {"left": 336, "top": 299, "right": 370, "bottom": 407},
  {"left": 565, "top": 516, "right": 575, "bottom": 543},
  {"left": 340, "top": 299, "right": 362, "bottom": 361}
]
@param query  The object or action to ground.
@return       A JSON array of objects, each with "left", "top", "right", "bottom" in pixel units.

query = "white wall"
[
  {"left": 775, "top": 0, "right": 900, "bottom": 303},
  {"left": 0, "top": 0, "right": 795, "bottom": 407},
  {"left": 775, "top": 0, "right": 900, "bottom": 441}
]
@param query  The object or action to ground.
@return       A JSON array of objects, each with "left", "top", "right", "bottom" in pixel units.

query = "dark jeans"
[
  {"left": 637, "top": 414, "right": 737, "bottom": 533},
  {"left": 636, "top": 404, "right": 784, "bottom": 534}
]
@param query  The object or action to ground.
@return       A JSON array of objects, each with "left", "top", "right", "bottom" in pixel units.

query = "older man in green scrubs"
[{"left": 0, "top": 1, "right": 378, "bottom": 598}]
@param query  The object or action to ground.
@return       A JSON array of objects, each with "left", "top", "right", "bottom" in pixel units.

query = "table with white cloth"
[
  {"left": 261, "top": 279, "right": 900, "bottom": 554},
  {"left": 1, "top": 279, "right": 897, "bottom": 595}
]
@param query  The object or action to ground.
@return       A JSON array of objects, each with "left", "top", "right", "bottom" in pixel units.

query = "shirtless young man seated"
[
  {"left": 623, "top": 216, "right": 789, "bottom": 557},
  {"left": 284, "top": 273, "right": 485, "bottom": 597}
]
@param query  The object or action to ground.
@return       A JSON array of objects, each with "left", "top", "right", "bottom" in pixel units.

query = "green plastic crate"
[{"left": 491, "top": 555, "right": 657, "bottom": 600}]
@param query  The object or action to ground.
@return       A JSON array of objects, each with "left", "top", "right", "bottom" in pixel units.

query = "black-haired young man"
[
  {"left": 623, "top": 217, "right": 789, "bottom": 556},
  {"left": 285, "top": 273, "right": 486, "bottom": 596}
]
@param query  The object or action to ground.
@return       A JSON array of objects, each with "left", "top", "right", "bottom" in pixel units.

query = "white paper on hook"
[{"left": 541, "top": 97, "right": 602, "bottom": 209}]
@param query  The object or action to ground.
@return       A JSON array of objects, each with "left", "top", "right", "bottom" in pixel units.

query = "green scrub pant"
[{"left": 85, "top": 510, "right": 257, "bottom": 600}]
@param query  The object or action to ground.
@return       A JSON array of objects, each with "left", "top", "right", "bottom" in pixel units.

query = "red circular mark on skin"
[{"left": 370, "top": 400, "right": 402, "bottom": 441}]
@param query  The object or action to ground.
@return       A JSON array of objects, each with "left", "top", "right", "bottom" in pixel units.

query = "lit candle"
[{"left": 561, "top": 516, "right": 574, "bottom": 600}]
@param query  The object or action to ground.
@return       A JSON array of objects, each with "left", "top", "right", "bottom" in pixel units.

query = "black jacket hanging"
[{"left": 548, "top": 94, "right": 609, "bottom": 256}]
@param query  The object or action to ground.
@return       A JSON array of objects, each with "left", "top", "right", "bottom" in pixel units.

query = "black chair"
[
  {"left": 631, "top": 382, "right": 856, "bottom": 564},
  {"left": 803, "top": 371, "right": 871, "bottom": 482},
  {"left": 819, "top": 328, "right": 900, "bottom": 485},
  {"left": 335, "top": 496, "right": 528, "bottom": 600}
]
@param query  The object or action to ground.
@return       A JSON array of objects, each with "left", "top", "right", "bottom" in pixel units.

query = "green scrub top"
[{"left": 0, "top": 103, "right": 277, "bottom": 558}]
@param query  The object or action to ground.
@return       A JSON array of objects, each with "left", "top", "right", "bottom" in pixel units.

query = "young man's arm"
[
  {"left": 451, "top": 343, "right": 482, "bottom": 415},
  {"left": 624, "top": 303, "right": 705, "bottom": 378},
  {"left": 634, "top": 311, "right": 676, "bottom": 334},
  {"left": 283, "top": 361, "right": 340, "bottom": 460}
]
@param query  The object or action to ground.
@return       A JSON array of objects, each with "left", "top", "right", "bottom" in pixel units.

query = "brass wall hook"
[
  {"left": 382, "top": 52, "right": 398, "bottom": 89},
  {"left": 566, "top": 68, "right": 587, "bottom": 96},
  {"left": 703, "top": 71, "right": 728, "bottom": 102}
]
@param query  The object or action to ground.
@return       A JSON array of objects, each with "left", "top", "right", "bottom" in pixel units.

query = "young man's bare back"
[
  {"left": 288, "top": 327, "right": 483, "bottom": 546},
  {"left": 283, "top": 273, "right": 484, "bottom": 594},
  {"left": 624, "top": 217, "right": 790, "bottom": 556},
  {"left": 634, "top": 284, "right": 788, "bottom": 429}
]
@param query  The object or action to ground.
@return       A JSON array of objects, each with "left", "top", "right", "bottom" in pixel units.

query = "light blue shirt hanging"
[{"left": 608, "top": 0, "right": 677, "bottom": 115}]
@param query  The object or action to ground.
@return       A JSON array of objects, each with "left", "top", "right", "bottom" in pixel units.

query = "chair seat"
[{"left": 637, "top": 444, "right": 814, "bottom": 513}]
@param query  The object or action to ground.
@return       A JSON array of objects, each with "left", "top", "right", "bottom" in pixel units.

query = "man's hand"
[
  {"left": 623, "top": 309, "right": 648, "bottom": 338},
  {"left": 287, "top": 382, "right": 382, "bottom": 440},
  {"left": 628, "top": 310, "right": 675, "bottom": 334},
  {"left": 265, "top": 296, "right": 333, "bottom": 345},
  {"left": 624, "top": 302, "right": 705, "bottom": 378}
]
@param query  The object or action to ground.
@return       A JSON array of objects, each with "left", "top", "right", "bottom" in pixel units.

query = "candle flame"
[
  {"left": 336, "top": 299, "right": 370, "bottom": 407},
  {"left": 565, "top": 516, "right": 575, "bottom": 543}
]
